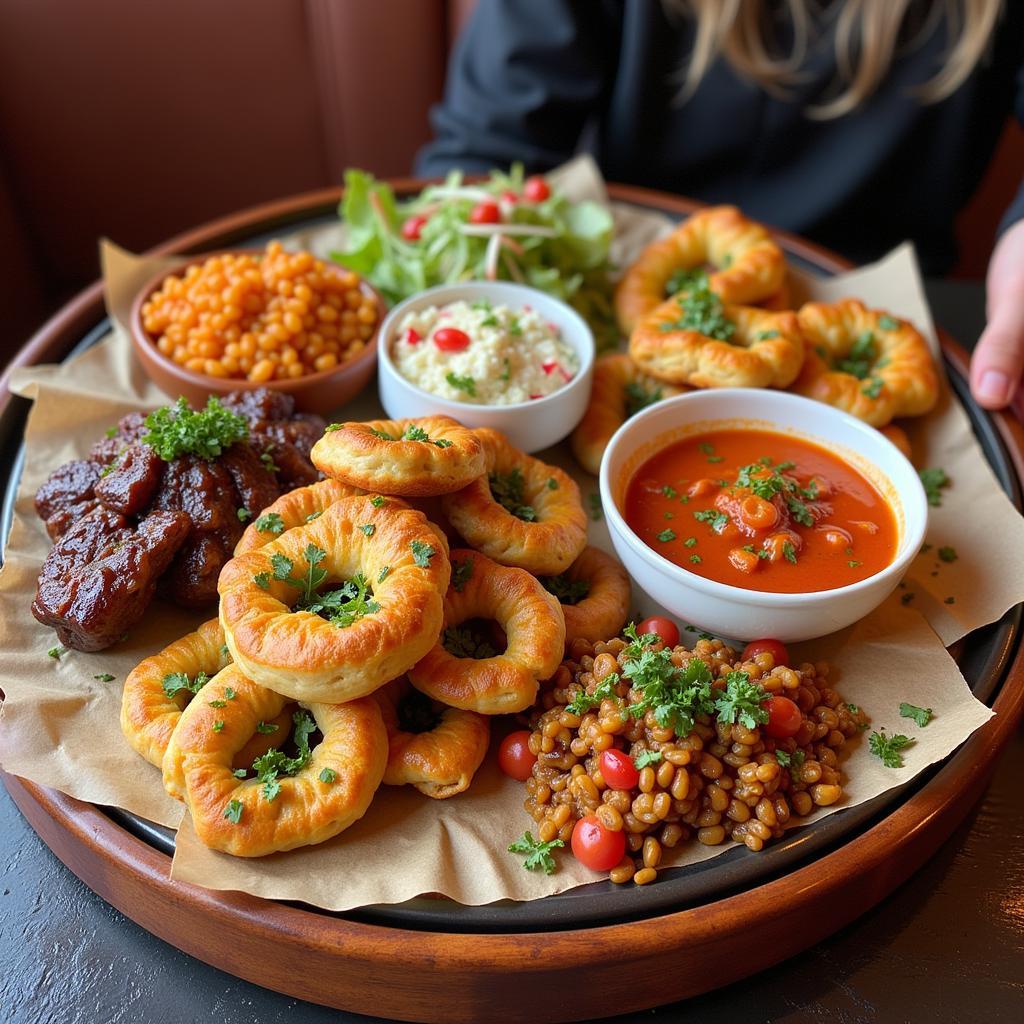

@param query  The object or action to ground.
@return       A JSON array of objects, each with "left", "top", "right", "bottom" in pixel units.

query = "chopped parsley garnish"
[
  {"left": 401, "top": 425, "right": 430, "bottom": 442},
  {"left": 93, "top": 673, "right": 115, "bottom": 682},
  {"left": 835, "top": 331, "right": 876, "bottom": 380},
  {"left": 919, "top": 467, "right": 950, "bottom": 507},
  {"left": 547, "top": 477, "right": 559, "bottom": 490},
  {"left": 410, "top": 540, "right": 437, "bottom": 568},
  {"left": 377, "top": 565, "right": 390, "bottom": 583},
  {"left": 162, "top": 670, "right": 210, "bottom": 700},
  {"left": 508, "top": 832, "right": 563, "bottom": 874},
  {"left": 252, "top": 710, "right": 317, "bottom": 801},
  {"left": 208, "top": 699, "right": 226, "bottom": 709},
  {"left": 369, "top": 427, "right": 395, "bottom": 440},
  {"left": 258, "top": 544, "right": 330, "bottom": 607},
  {"left": 256, "top": 721, "right": 279, "bottom": 734},
  {"left": 499, "top": 358, "right": 511, "bottom": 382},
  {"left": 236, "top": 508, "right": 252, "bottom": 523},
  {"left": 862, "top": 377, "right": 884, "bottom": 399},
  {"left": 694, "top": 509, "right": 728, "bottom": 533},
  {"left": 452, "top": 558, "right": 474, "bottom": 593},
  {"left": 754, "top": 329, "right": 780, "bottom": 340},
  {"left": 783, "top": 541, "right": 798, "bottom": 564},
  {"left": 47, "top": 646, "right": 65, "bottom": 660},
  {"left": 660, "top": 270, "right": 734, "bottom": 341},
  {"left": 304, "top": 573, "right": 381, "bottom": 628},
  {"left": 661, "top": 485, "right": 678, "bottom": 499},
  {"left": 224, "top": 687, "right": 236, "bottom": 700},
  {"left": 690, "top": 554, "right": 702, "bottom": 564},
  {"left": 699, "top": 442, "right": 715, "bottom": 455},
  {"left": 212, "top": 721, "right": 224, "bottom": 733},
  {"left": 684, "top": 536, "right": 698, "bottom": 548},
  {"left": 443, "top": 626, "right": 497, "bottom": 660},
  {"left": 306, "top": 510, "right": 323, "bottom": 522},
  {"left": 587, "top": 493, "right": 603, "bottom": 520},
  {"left": 899, "top": 702, "right": 933, "bottom": 728},
  {"left": 255, "top": 512, "right": 285, "bottom": 535},
  {"left": 319, "top": 768, "right": 337, "bottom": 784},
  {"left": 370, "top": 495, "right": 387, "bottom": 508},
  {"left": 633, "top": 749, "right": 663, "bottom": 769},
  {"left": 657, "top": 528, "right": 677, "bottom": 543},
  {"left": 141, "top": 396, "right": 248, "bottom": 461},
  {"left": 624, "top": 380, "right": 663, "bottom": 418},
  {"left": 359, "top": 524, "right": 376, "bottom": 537},
  {"left": 900, "top": 592, "right": 916, "bottom": 605},
  {"left": 446, "top": 372, "right": 477, "bottom": 396},
  {"left": 868, "top": 730, "right": 913, "bottom": 768},
  {"left": 324, "top": 423, "right": 342, "bottom": 432},
  {"left": 938, "top": 546, "right": 958, "bottom": 563},
  {"left": 713, "top": 671, "right": 770, "bottom": 729},
  {"left": 223, "top": 800, "right": 243, "bottom": 824},
  {"left": 260, "top": 450, "right": 279, "bottom": 474},
  {"left": 542, "top": 573, "right": 591, "bottom": 605},
  {"left": 848, "top": 559, "right": 862, "bottom": 568},
  {"left": 878, "top": 315, "right": 901, "bottom": 331},
  {"left": 566, "top": 673, "right": 621, "bottom": 715},
  {"left": 489, "top": 468, "right": 536, "bottom": 521},
  {"left": 785, "top": 495, "right": 814, "bottom": 528}
]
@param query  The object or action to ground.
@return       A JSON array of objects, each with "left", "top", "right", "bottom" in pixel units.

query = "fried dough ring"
[
  {"left": 310, "top": 415, "right": 485, "bottom": 496},
  {"left": 540, "top": 546, "right": 632, "bottom": 648},
  {"left": 442, "top": 428, "right": 587, "bottom": 575},
  {"left": 570, "top": 354, "right": 687, "bottom": 476},
  {"left": 235, "top": 479, "right": 365, "bottom": 555},
  {"left": 630, "top": 297, "right": 805, "bottom": 389},
  {"left": 163, "top": 665, "right": 386, "bottom": 857},
  {"left": 615, "top": 205, "right": 787, "bottom": 333},
  {"left": 794, "top": 300, "right": 939, "bottom": 426},
  {"left": 219, "top": 495, "right": 450, "bottom": 703},
  {"left": 409, "top": 549, "right": 565, "bottom": 713},
  {"left": 373, "top": 678, "right": 491, "bottom": 799},
  {"left": 119, "top": 618, "right": 293, "bottom": 768}
]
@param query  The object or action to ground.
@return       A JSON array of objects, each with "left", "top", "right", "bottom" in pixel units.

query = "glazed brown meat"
[
  {"left": 32, "top": 508, "right": 191, "bottom": 651},
  {"left": 93, "top": 444, "right": 164, "bottom": 516},
  {"left": 32, "top": 388, "right": 323, "bottom": 649}
]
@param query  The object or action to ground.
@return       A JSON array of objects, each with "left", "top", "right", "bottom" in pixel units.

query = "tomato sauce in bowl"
[{"left": 623, "top": 429, "right": 898, "bottom": 594}]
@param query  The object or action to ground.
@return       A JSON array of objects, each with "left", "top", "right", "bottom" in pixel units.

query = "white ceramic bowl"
[
  {"left": 599, "top": 389, "right": 929, "bottom": 643},
  {"left": 377, "top": 281, "right": 595, "bottom": 452}
]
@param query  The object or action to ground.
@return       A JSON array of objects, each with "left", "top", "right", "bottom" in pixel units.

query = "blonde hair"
[{"left": 662, "top": 0, "right": 1004, "bottom": 119}]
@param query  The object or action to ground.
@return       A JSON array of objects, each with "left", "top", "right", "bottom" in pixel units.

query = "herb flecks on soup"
[{"left": 623, "top": 429, "right": 898, "bottom": 594}]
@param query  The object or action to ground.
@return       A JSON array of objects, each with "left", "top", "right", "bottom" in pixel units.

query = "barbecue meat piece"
[
  {"left": 34, "top": 460, "right": 102, "bottom": 540},
  {"left": 219, "top": 442, "right": 280, "bottom": 520},
  {"left": 93, "top": 443, "right": 164, "bottom": 516},
  {"left": 32, "top": 508, "right": 190, "bottom": 651}
]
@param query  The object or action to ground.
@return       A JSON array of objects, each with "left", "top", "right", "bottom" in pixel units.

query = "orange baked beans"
[{"left": 140, "top": 241, "right": 379, "bottom": 383}]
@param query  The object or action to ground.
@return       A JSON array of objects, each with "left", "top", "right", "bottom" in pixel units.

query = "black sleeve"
[
  {"left": 415, "top": 0, "right": 622, "bottom": 177},
  {"left": 997, "top": 55, "right": 1024, "bottom": 234}
]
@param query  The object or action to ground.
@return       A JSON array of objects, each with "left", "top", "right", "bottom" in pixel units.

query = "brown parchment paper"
[{"left": 0, "top": 156, "right": 1008, "bottom": 910}]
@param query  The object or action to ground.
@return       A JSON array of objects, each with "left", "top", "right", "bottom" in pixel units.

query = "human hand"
[{"left": 970, "top": 218, "right": 1024, "bottom": 410}]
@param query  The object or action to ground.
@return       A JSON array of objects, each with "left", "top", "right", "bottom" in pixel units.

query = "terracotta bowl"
[{"left": 128, "top": 249, "right": 384, "bottom": 416}]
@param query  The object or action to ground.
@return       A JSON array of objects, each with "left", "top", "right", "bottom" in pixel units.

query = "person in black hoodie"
[{"left": 417, "top": 0, "right": 1024, "bottom": 410}]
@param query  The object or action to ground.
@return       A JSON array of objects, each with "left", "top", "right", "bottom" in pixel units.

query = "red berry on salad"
[
  {"left": 523, "top": 176, "right": 551, "bottom": 202},
  {"left": 433, "top": 327, "right": 471, "bottom": 352},
  {"left": 469, "top": 201, "right": 501, "bottom": 224},
  {"left": 401, "top": 215, "right": 428, "bottom": 241}
]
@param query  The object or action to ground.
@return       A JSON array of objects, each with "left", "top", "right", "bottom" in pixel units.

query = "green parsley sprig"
[
  {"left": 141, "top": 396, "right": 249, "bottom": 462},
  {"left": 508, "top": 832, "right": 563, "bottom": 874}
]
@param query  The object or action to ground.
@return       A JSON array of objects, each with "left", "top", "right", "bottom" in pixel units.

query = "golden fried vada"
[
  {"left": 539, "top": 546, "right": 631, "bottom": 648},
  {"left": 235, "top": 479, "right": 365, "bottom": 555},
  {"left": 219, "top": 495, "right": 450, "bottom": 704},
  {"left": 373, "top": 678, "right": 490, "bottom": 799},
  {"left": 442, "top": 428, "right": 586, "bottom": 575},
  {"left": 163, "top": 665, "right": 387, "bottom": 857},
  {"left": 794, "top": 300, "right": 939, "bottom": 426},
  {"left": 615, "top": 205, "right": 787, "bottom": 333},
  {"left": 629, "top": 294, "right": 804, "bottom": 389},
  {"left": 310, "top": 415, "right": 484, "bottom": 496},
  {"left": 409, "top": 549, "right": 565, "bottom": 714},
  {"left": 570, "top": 354, "right": 687, "bottom": 476}
]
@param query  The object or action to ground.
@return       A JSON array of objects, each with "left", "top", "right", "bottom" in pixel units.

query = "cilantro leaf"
[
  {"left": 223, "top": 800, "right": 243, "bottom": 824},
  {"left": 255, "top": 512, "right": 285, "bottom": 535},
  {"left": 489, "top": 468, "right": 536, "bottom": 522},
  {"left": 508, "top": 831, "right": 564, "bottom": 874},
  {"left": 868, "top": 730, "right": 913, "bottom": 768},
  {"left": 713, "top": 671, "right": 770, "bottom": 729},
  {"left": 162, "top": 671, "right": 210, "bottom": 700},
  {"left": 587, "top": 493, "right": 603, "bottom": 520},
  {"left": 410, "top": 540, "right": 436, "bottom": 568},
  {"left": 938, "top": 546, "right": 958, "bottom": 563},
  {"left": 918, "top": 467, "right": 950, "bottom": 507},
  {"left": 446, "top": 372, "right": 477, "bottom": 396},
  {"left": 541, "top": 573, "right": 591, "bottom": 605},
  {"left": 565, "top": 673, "right": 621, "bottom": 715},
  {"left": 633, "top": 749, "right": 663, "bottom": 769},
  {"left": 452, "top": 558, "right": 474, "bottom": 593},
  {"left": 319, "top": 768, "right": 337, "bottom": 784},
  {"left": 443, "top": 626, "right": 497, "bottom": 660},
  {"left": 899, "top": 702, "right": 933, "bottom": 728}
]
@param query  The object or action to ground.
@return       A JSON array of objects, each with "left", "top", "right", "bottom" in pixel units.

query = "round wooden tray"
[{"left": 3, "top": 184, "right": 1024, "bottom": 1023}]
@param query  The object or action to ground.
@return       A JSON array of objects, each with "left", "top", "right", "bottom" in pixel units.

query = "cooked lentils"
[{"left": 523, "top": 635, "right": 867, "bottom": 885}]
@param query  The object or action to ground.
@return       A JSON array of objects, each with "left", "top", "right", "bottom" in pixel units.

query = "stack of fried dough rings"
[
  {"left": 120, "top": 415, "right": 632, "bottom": 857},
  {"left": 572, "top": 205, "right": 939, "bottom": 475}
]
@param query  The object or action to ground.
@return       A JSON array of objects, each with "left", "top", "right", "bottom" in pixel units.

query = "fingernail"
[{"left": 978, "top": 369, "right": 1012, "bottom": 405}]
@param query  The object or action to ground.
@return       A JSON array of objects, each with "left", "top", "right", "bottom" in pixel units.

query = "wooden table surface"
[{"left": 3, "top": 280, "right": 1023, "bottom": 1024}]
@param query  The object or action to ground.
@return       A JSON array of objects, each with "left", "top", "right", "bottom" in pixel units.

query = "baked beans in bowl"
[{"left": 129, "top": 242, "right": 385, "bottom": 415}]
